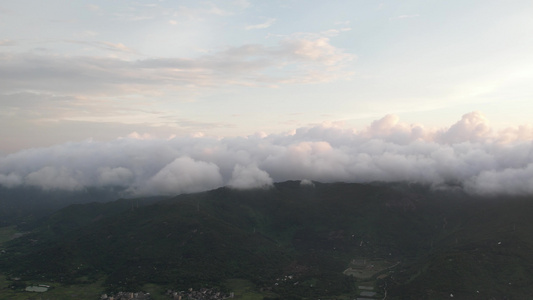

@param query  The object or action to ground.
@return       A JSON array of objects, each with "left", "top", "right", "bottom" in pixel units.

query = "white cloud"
[
  {"left": 300, "top": 179, "right": 314, "bottom": 186},
  {"left": 99, "top": 41, "right": 135, "bottom": 53},
  {"left": 245, "top": 18, "right": 276, "bottom": 30},
  {"left": 320, "top": 28, "right": 352, "bottom": 37},
  {"left": 280, "top": 37, "right": 355, "bottom": 66},
  {"left": 228, "top": 164, "right": 273, "bottom": 189},
  {"left": 437, "top": 111, "right": 492, "bottom": 144},
  {"left": 1, "top": 112, "right": 533, "bottom": 196},
  {"left": 496, "top": 125, "right": 533, "bottom": 143},
  {"left": 127, "top": 132, "right": 153, "bottom": 140}
]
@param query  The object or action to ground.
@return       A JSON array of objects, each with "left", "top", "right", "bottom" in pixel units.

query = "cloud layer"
[
  {"left": 1, "top": 112, "right": 533, "bottom": 196},
  {"left": 0, "top": 35, "right": 353, "bottom": 97}
]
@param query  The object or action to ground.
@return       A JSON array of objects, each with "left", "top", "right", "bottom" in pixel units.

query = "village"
[{"left": 100, "top": 287, "right": 235, "bottom": 300}]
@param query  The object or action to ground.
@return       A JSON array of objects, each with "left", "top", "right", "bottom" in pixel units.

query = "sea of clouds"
[{"left": 2, "top": 112, "right": 533, "bottom": 196}]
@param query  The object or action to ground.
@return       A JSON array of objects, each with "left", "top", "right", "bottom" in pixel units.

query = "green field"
[
  {"left": 0, "top": 226, "right": 20, "bottom": 245},
  {"left": 0, "top": 275, "right": 106, "bottom": 300}
]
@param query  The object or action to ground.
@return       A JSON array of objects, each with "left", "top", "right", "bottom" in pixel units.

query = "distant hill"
[
  {"left": 2, "top": 181, "right": 533, "bottom": 299},
  {"left": 0, "top": 186, "right": 129, "bottom": 227}
]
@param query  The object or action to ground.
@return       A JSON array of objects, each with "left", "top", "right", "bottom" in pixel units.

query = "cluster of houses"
[
  {"left": 99, "top": 288, "right": 236, "bottom": 300},
  {"left": 272, "top": 274, "right": 301, "bottom": 288},
  {"left": 165, "top": 287, "right": 234, "bottom": 300},
  {"left": 100, "top": 291, "right": 151, "bottom": 300}
]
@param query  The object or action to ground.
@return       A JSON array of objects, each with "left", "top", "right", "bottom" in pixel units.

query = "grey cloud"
[
  {"left": 1, "top": 112, "right": 533, "bottom": 196},
  {"left": 137, "top": 156, "right": 223, "bottom": 196},
  {"left": 25, "top": 166, "right": 83, "bottom": 191},
  {"left": 0, "top": 92, "right": 82, "bottom": 119},
  {"left": 0, "top": 53, "right": 129, "bottom": 95},
  {"left": 0, "top": 173, "right": 22, "bottom": 188},
  {"left": 466, "top": 163, "right": 533, "bottom": 195},
  {"left": 0, "top": 92, "right": 234, "bottom": 136},
  {"left": 0, "top": 36, "right": 353, "bottom": 97},
  {"left": 97, "top": 167, "right": 134, "bottom": 186}
]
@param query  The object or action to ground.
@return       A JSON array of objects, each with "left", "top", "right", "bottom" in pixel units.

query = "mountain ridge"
[{"left": 1, "top": 181, "right": 533, "bottom": 299}]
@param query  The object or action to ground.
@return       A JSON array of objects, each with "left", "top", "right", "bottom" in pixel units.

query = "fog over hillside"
[{"left": 1, "top": 112, "right": 533, "bottom": 196}]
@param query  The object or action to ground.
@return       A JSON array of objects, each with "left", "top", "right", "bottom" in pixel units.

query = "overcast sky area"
[{"left": 1, "top": 1, "right": 533, "bottom": 196}]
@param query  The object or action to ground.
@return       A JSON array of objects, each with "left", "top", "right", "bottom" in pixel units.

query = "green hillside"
[
  {"left": 1, "top": 182, "right": 533, "bottom": 299},
  {"left": 0, "top": 186, "right": 127, "bottom": 228}
]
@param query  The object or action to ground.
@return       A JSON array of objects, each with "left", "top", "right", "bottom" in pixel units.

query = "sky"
[{"left": 1, "top": 1, "right": 533, "bottom": 196}]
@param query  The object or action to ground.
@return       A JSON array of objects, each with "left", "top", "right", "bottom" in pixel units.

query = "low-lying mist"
[{"left": 1, "top": 112, "right": 533, "bottom": 196}]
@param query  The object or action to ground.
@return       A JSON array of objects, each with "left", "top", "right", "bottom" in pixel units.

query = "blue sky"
[{"left": 1, "top": 1, "right": 533, "bottom": 195}]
